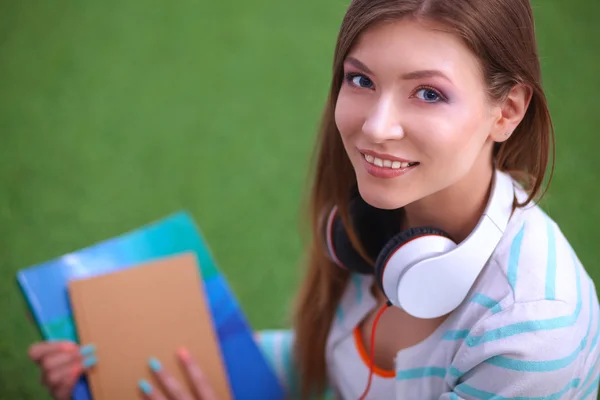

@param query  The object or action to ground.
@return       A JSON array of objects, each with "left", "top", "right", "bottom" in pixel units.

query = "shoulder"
[
  {"left": 443, "top": 190, "right": 600, "bottom": 398},
  {"left": 445, "top": 290, "right": 600, "bottom": 398},
  {"left": 452, "top": 188, "right": 590, "bottom": 334},
  {"left": 485, "top": 185, "right": 588, "bottom": 305}
]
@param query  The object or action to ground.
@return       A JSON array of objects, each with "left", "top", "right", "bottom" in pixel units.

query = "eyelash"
[
  {"left": 413, "top": 84, "right": 449, "bottom": 103},
  {"left": 344, "top": 72, "right": 373, "bottom": 89},
  {"left": 343, "top": 72, "right": 449, "bottom": 103}
]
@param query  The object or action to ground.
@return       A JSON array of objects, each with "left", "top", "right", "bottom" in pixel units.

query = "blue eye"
[
  {"left": 346, "top": 73, "right": 374, "bottom": 89},
  {"left": 415, "top": 88, "right": 443, "bottom": 103}
]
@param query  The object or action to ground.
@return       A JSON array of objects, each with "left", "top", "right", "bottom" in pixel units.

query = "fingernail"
[
  {"left": 138, "top": 379, "right": 152, "bottom": 394},
  {"left": 149, "top": 357, "right": 161, "bottom": 372},
  {"left": 79, "top": 344, "right": 96, "bottom": 356},
  {"left": 83, "top": 355, "right": 97, "bottom": 369}
]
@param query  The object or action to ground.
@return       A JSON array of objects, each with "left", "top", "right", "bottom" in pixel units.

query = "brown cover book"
[{"left": 68, "top": 252, "right": 232, "bottom": 400}]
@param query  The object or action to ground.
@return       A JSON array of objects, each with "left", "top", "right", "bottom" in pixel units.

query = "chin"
[{"left": 356, "top": 180, "right": 412, "bottom": 210}]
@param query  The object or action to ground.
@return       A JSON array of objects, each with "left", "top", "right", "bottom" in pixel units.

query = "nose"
[{"left": 362, "top": 94, "right": 404, "bottom": 142}]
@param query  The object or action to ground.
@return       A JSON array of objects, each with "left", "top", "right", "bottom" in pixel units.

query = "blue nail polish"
[
  {"left": 139, "top": 379, "right": 152, "bottom": 394},
  {"left": 83, "top": 355, "right": 97, "bottom": 368},
  {"left": 149, "top": 357, "right": 161, "bottom": 372},
  {"left": 80, "top": 344, "right": 96, "bottom": 356}
]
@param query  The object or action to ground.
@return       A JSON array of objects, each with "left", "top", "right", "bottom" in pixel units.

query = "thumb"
[{"left": 28, "top": 341, "right": 78, "bottom": 363}]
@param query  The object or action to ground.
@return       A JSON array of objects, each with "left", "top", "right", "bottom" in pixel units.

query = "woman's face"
[{"left": 335, "top": 18, "right": 504, "bottom": 210}]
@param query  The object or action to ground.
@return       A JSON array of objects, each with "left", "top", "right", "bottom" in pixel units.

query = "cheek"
[
  {"left": 334, "top": 91, "right": 365, "bottom": 141},
  {"left": 410, "top": 104, "right": 490, "bottom": 163}
]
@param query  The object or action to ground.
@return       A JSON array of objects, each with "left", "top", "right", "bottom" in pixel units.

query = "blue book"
[{"left": 17, "top": 211, "right": 286, "bottom": 400}]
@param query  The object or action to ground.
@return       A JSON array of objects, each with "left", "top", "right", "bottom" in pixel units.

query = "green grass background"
[{"left": 1, "top": 0, "right": 598, "bottom": 398}]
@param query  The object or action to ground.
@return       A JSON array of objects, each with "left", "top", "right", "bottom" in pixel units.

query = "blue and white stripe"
[{"left": 392, "top": 211, "right": 600, "bottom": 399}]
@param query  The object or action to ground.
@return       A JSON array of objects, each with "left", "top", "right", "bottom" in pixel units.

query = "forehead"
[{"left": 347, "top": 18, "right": 483, "bottom": 84}]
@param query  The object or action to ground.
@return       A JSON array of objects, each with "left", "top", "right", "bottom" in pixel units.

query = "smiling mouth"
[{"left": 362, "top": 153, "right": 420, "bottom": 169}]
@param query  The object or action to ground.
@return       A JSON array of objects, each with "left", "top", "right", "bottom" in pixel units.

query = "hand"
[
  {"left": 138, "top": 348, "right": 219, "bottom": 400},
  {"left": 28, "top": 340, "right": 97, "bottom": 400}
]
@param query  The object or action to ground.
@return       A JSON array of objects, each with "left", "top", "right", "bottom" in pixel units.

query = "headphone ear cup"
[
  {"left": 324, "top": 191, "right": 402, "bottom": 275},
  {"left": 374, "top": 226, "right": 453, "bottom": 295},
  {"left": 325, "top": 206, "right": 375, "bottom": 274}
]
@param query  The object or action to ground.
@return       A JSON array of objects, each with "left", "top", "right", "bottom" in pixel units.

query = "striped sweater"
[{"left": 257, "top": 186, "right": 600, "bottom": 399}]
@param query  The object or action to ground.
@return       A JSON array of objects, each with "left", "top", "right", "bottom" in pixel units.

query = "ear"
[{"left": 489, "top": 83, "right": 532, "bottom": 142}]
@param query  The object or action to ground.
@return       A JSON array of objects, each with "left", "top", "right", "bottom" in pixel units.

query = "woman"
[{"left": 28, "top": 0, "right": 600, "bottom": 398}]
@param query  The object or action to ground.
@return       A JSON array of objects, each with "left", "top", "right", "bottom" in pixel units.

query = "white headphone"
[{"left": 324, "top": 169, "right": 515, "bottom": 319}]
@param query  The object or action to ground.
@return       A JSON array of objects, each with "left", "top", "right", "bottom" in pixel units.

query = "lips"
[{"left": 359, "top": 150, "right": 420, "bottom": 179}]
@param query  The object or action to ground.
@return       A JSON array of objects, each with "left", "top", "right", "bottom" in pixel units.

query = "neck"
[{"left": 403, "top": 160, "right": 495, "bottom": 243}]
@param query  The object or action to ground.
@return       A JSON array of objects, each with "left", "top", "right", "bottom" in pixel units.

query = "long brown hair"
[{"left": 292, "top": 0, "right": 555, "bottom": 397}]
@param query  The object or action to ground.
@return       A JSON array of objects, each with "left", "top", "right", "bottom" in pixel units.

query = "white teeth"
[{"left": 363, "top": 153, "right": 416, "bottom": 169}]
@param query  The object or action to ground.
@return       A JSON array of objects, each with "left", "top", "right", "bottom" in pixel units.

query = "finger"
[
  {"left": 44, "top": 364, "right": 79, "bottom": 398},
  {"left": 40, "top": 348, "right": 82, "bottom": 372},
  {"left": 28, "top": 341, "right": 77, "bottom": 363},
  {"left": 50, "top": 369, "right": 82, "bottom": 400},
  {"left": 138, "top": 379, "right": 168, "bottom": 400},
  {"left": 148, "top": 357, "right": 193, "bottom": 400},
  {"left": 43, "top": 365, "right": 72, "bottom": 388},
  {"left": 40, "top": 344, "right": 96, "bottom": 378},
  {"left": 52, "top": 381, "right": 77, "bottom": 400},
  {"left": 42, "top": 348, "right": 97, "bottom": 397},
  {"left": 178, "top": 348, "right": 219, "bottom": 400}
]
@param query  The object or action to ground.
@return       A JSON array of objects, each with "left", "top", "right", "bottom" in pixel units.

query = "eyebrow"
[
  {"left": 345, "top": 56, "right": 375, "bottom": 75},
  {"left": 344, "top": 56, "right": 451, "bottom": 82},
  {"left": 401, "top": 70, "right": 451, "bottom": 82}
]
